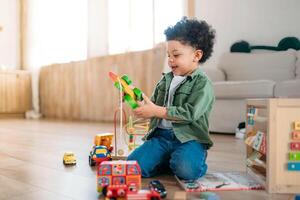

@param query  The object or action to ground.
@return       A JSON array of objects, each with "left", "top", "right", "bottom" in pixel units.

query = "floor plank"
[{"left": 0, "top": 119, "right": 296, "bottom": 200}]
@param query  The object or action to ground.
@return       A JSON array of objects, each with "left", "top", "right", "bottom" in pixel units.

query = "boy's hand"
[{"left": 133, "top": 94, "right": 156, "bottom": 119}]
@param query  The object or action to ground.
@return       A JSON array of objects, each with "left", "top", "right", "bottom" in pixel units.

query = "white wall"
[
  {"left": 196, "top": 0, "right": 300, "bottom": 68},
  {"left": 88, "top": 0, "right": 108, "bottom": 57},
  {"left": 0, "top": 0, "right": 19, "bottom": 69}
]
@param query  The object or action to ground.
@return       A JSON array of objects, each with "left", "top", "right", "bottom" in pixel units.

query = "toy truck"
[{"left": 89, "top": 133, "right": 114, "bottom": 166}]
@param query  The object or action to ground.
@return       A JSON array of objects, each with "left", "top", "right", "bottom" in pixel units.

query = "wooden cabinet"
[
  {"left": 246, "top": 98, "right": 300, "bottom": 193},
  {"left": 0, "top": 70, "right": 32, "bottom": 117}
]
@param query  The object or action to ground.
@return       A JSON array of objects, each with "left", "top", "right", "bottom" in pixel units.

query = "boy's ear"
[{"left": 194, "top": 50, "right": 203, "bottom": 62}]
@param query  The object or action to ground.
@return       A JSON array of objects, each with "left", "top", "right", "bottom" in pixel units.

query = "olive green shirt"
[{"left": 145, "top": 67, "right": 215, "bottom": 149}]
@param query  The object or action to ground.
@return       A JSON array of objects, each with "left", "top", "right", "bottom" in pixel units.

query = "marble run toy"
[{"left": 109, "top": 71, "right": 143, "bottom": 109}]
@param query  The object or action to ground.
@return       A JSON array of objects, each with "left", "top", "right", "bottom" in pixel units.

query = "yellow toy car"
[{"left": 63, "top": 152, "right": 76, "bottom": 165}]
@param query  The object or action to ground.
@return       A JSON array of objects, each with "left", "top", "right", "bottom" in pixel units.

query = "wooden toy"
[
  {"left": 97, "top": 160, "right": 141, "bottom": 195},
  {"left": 294, "top": 121, "right": 300, "bottom": 131},
  {"left": 63, "top": 152, "right": 76, "bottom": 165},
  {"left": 246, "top": 99, "right": 300, "bottom": 193},
  {"left": 292, "top": 131, "right": 300, "bottom": 140},
  {"left": 109, "top": 71, "right": 143, "bottom": 109},
  {"left": 289, "top": 152, "right": 300, "bottom": 161},
  {"left": 290, "top": 142, "right": 300, "bottom": 151},
  {"left": 288, "top": 163, "right": 300, "bottom": 171}
]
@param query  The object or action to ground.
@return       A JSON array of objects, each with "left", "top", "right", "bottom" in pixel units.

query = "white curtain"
[
  {"left": 22, "top": 0, "right": 88, "bottom": 116},
  {"left": 107, "top": 0, "right": 186, "bottom": 55}
]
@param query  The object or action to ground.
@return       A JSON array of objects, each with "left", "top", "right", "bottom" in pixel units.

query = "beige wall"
[{"left": 0, "top": 0, "right": 19, "bottom": 69}]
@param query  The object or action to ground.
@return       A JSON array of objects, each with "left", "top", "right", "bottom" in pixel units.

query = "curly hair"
[{"left": 164, "top": 17, "right": 216, "bottom": 63}]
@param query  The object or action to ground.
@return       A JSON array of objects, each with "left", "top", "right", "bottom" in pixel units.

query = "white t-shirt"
[{"left": 158, "top": 75, "right": 186, "bottom": 129}]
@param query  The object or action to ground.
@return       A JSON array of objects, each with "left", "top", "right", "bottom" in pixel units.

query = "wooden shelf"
[{"left": 246, "top": 98, "right": 300, "bottom": 193}]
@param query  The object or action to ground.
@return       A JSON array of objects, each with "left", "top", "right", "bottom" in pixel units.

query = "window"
[
  {"left": 24, "top": 0, "right": 88, "bottom": 68},
  {"left": 108, "top": 0, "right": 185, "bottom": 54}
]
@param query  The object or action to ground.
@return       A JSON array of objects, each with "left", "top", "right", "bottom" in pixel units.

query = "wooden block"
[
  {"left": 289, "top": 152, "right": 300, "bottom": 161},
  {"left": 292, "top": 131, "right": 300, "bottom": 140},
  {"left": 295, "top": 121, "right": 300, "bottom": 131},
  {"left": 287, "top": 163, "right": 300, "bottom": 171},
  {"left": 291, "top": 142, "right": 300, "bottom": 151}
]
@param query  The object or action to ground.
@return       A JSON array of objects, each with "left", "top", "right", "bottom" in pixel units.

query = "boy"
[{"left": 127, "top": 17, "right": 216, "bottom": 180}]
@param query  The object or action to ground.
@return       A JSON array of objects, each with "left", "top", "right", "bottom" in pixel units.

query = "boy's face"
[{"left": 167, "top": 40, "right": 203, "bottom": 76}]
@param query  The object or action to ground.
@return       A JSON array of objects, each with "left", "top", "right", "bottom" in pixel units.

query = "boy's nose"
[{"left": 168, "top": 58, "right": 174, "bottom": 63}]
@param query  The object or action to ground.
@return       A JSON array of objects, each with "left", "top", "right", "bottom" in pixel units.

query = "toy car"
[
  {"left": 89, "top": 145, "right": 112, "bottom": 166},
  {"left": 148, "top": 180, "right": 167, "bottom": 199},
  {"left": 63, "top": 152, "right": 76, "bottom": 165},
  {"left": 186, "top": 182, "right": 199, "bottom": 189}
]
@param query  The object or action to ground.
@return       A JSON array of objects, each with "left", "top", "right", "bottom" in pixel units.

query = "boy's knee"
[{"left": 170, "top": 159, "right": 207, "bottom": 180}]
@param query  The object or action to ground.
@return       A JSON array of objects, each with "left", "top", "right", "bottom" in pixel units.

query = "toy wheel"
[
  {"left": 150, "top": 198, "right": 160, "bottom": 200},
  {"left": 89, "top": 156, "right": 95, "bottom": 166},
  {"left": 102, "top": 186, "right": 108, "bottom": 196},
  {"left": 133, "top": 88, "right": 143, "bottom": 101},
  {"left": 63, "top": 160, "right": 66, "bottom": 165},
  {"left": 124, "top": 94, "right": 138, "bottom": 109},
  {"left": 121, "top": 74, "right": 132, "bottom": 85}
]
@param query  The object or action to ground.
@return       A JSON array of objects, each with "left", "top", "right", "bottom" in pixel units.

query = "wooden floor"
[{"left": 0, "top": 119, "right": 295, "bottom": 200}]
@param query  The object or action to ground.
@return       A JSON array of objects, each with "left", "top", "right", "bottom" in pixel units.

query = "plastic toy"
[
  {"left": 106, "top": 185, "right": 128, "bottom": 199},
  {"left": 148, "top": 180, "right": 167, "bottom": 199},
  {"left": 109, "top": 71, "right": 143, "bottom": 109},
  {"left": 97, "top": 160, "right": 141, "bottom": 195},
  {"left": 89, "top": 145, "right": 112, "bottom": 166},
  {"left": 94, "top": 133, "right": 114, "bottom": 152},
  {"left": 63, "top": 152, "right": 76, "bottom": 165},
  {"left": 185, "top": 182, "right": 199, "bottom": 189},
  {"left": 127, "top": 190, "right": 161, "bottom": 200}
]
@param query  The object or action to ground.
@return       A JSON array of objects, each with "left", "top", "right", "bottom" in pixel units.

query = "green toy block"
[{"left": 289, "top": 152, "right": 300, "bottom": 161}]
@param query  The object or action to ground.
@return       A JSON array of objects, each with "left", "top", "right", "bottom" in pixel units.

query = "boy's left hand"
[{"left": 133, "top": 94, "right": 157, "bottom": 119}]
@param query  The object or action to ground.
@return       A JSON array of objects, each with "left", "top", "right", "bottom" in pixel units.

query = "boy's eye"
[{"left": 173, "top": 54, "right": 180, "bottom": 57}]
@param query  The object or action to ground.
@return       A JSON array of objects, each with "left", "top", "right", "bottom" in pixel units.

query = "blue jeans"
[{"left": 127, "top": 128, "right": 208, "bottom": 180}]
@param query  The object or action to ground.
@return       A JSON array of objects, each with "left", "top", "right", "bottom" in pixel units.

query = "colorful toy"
[
  {"left": 63, "top": 152, "right": 76, "bottom": 165},
  {"left": 127, "top": 190, "right": 161, "bottom": 200},
  {"left": 148, "top": 180, "right": 167, "bottom": 199},
  {"left": 291, "top": 142, "right": 300, "bottom": 151},
  {"left": 94, "top": 133, "right": 114, "bottom": 152},
  {"left": 89, "top": 145, "right": 112, "bottom": 166},
  {"left": 105, "top": 185, "right": 128, "bottom": 199},
  {"left": 289, "top": 152, "right": 300, "bottom": 161},
  {"left": 294, "top": 121, "right": 300, "bottom": 131},
  {"left": 247, "top": 106, "right": 257, "bottom": 126},
  {"left": 125, "top": 116, "right": 149, "bottom": 151},
  {"left": 109, "top": 71, "right": 143, "bottom": 109},
  {"left": 288, "top": 163, "right": 300, "bottom": 171},
  {"left": 292, "top": 131, "right": 300, "bottom": 140},
  {"left": 97, "top": 160, "right": 141, "bottom": 195}
]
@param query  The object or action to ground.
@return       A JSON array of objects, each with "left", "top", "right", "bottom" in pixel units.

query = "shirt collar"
[{"left": 162, "top": 67, "right": 202, "bottom": 80}]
